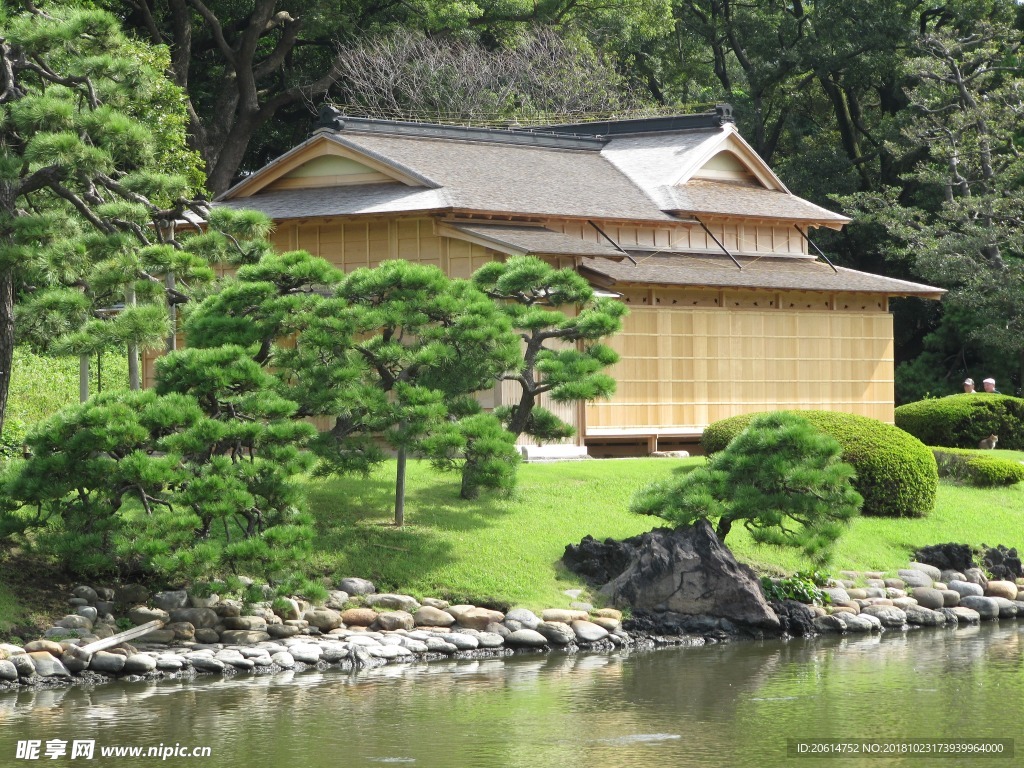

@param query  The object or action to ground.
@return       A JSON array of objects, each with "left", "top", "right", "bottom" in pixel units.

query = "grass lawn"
[
  {"left": 302, "top": 458, "right": 680, "bottom": 611},
  {"left": 302, "top": 456, "right": 1024, "bottom": 611}
]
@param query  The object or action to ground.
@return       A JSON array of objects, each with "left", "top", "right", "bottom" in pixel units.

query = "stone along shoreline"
[
  {"left": 0, "top": 577, "right": 651, "bottom": 689},
  {"left": 2, "top": 559, "right": 1021, "bottom": 691}
]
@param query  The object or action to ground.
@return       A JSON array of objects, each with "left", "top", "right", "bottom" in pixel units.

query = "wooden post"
[{"left": 67, "top": 619, "right": 166, "bottom": 661}]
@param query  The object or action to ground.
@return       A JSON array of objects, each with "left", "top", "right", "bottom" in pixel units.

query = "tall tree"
[
  {"left": 109, "top": 0, "right": 350, "bottom": 194},
  {"left": 842, "top": 4, "right": 1024, "bottom": 396},
  {"left": 0, "top": 2, "right": 208, "bottom": 434}
]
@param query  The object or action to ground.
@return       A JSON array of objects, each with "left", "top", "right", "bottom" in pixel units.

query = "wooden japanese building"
[{"left": 210, "top": 106, "right": 943, "bottom": 455}]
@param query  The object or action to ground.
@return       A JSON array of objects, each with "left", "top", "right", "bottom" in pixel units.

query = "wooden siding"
[
  {"left": 547, "top": 218, "right": 808, "bottom": 257},
  {"left": 269, "top": 217, "right": 496, "bottom": 277},
  {"left": 586, "top": 297, "right": 894, "bottom": 437}
]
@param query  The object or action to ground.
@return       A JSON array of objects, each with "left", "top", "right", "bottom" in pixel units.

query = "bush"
[
  {"left": 895, "top": 394, "right": 1024, "bottom": 450},
  {"left": 634, "top": 413, "right": 862, "bottom": 566},
  {"left": 702, "top": 411, "right": 937, "bottom": 518},
  {"left": 761, "top": 572, "right": 832, "bottom": 605},
  {"left": 0, "top": 417, "right": 26, "bottom": 461},
  {"left": 932, "top": 448, "right": 1024, "bottom": 487}
]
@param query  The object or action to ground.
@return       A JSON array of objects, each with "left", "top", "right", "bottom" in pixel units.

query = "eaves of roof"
[{"left": 580, "top": 253, "right": 945, "bottom": 299}]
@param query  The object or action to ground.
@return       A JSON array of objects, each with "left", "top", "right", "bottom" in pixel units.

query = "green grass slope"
[{"left": 302, "top": 456, "right": 1024, "bottom": 609}]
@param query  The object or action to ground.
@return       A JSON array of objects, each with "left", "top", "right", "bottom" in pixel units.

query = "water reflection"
[{"left": 1, "top": 624, "right": 1022, "bottom": 767}]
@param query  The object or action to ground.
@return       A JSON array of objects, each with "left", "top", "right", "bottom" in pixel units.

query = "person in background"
[
  {"left": 963, "top": 378, "right": 975, "bottom": 393},
  {"left": 983, "top": 378, "right": 1000, "bottom": 393}
]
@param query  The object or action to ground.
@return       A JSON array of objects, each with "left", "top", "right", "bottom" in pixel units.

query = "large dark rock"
[
  {"left": 913, "top": 543, "right": 976, "bottom": 574},
  {"left": 563, "top": 535, "right": 637, "bottom": 587},
  {"left": 769, "top": 600, "right": 818, "bottom": 637},
  {"left": 981, "top": 545, "right": 1023, "bottom": 582},
  {"left": 579, "top": 521, "right": 780, "bottom": 635}
]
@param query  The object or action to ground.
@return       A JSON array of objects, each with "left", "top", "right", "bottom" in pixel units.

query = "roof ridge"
[
  {"left": 313, "top": 105, "right": 735, "bottom": 149},
  {"left": 314, "top": 110, "right": 606, "bottom": 151}
]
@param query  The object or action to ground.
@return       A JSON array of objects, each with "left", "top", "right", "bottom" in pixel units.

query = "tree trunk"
[
  {"left": 0, "top": 175, "right": 16, "bottom": 436},
  {"left": 507, "top": 388, "right": 536, "bottom": 438},
  {"left": 79, "top": 354, "right": 89, "bottom": 403},
  {"left": 126, "top": 283, "right": 140, "bottom": 390},
  {"left": 460, "top": 464, "right": 480, "bottom": 500},
  {"left": 0, "top": 268, "right": 13, "bottom": 437},
  {"left": 716, "top": 517, "right": 732, "bottom": 541},
  {"left": 394, "top": 445, "right": 407, "bottom": 527},
  {"left": 166, "top": 272, "right": 177, "bottom": 353}
]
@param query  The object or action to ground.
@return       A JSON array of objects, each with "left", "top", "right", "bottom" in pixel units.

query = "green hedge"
[
  {"left": 932, "top": 448, "right": 1024, "bottom": 487},
  {"left": 702, "top": 411, "right": 937, "bottom": 518},
  {"left": 894, "top": 394, "right": 1024, "bottom": 450}
]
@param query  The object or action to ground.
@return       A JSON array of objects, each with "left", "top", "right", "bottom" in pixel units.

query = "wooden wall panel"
[{"left": 586, "top": 305, "right": 895, "bottom": 437}]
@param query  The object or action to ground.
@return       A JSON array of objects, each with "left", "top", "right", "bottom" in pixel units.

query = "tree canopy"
[{"left": 0, "top": 2, "right": 211, "bottom": 434}]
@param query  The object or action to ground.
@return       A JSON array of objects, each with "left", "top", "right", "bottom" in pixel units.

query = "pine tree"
[
  {"left": 0, "top": 345, "right": 316, "bottom": 581},
  {"left": 0, "top": 3, "right": 211, "bottom": 426},
  {"left": 472, "top": 256, "right": 627, "bottom": 441},
  {"left": 631, "top": 412, "right": 862, "bottom": 566},
  {"left": 299, "top": 261, "right": 521, "bottom": 523}
]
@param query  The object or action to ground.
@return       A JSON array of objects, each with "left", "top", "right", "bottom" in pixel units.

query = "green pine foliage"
[
  {"left": 182, "top": 250, "right": 524, "bottom": 517},
  {"left": 423, "top": 412, "right": 521, "bottom": 499},
  {"left": 0, "top": 345, "right": 316, "bottom": 581},
  {"left": 703, "top": 410, "right": 938, "bottom": 519},
  {"left": 472, "top": 256, "right": 626, "bottom": 441},
  {"left": 632, "top": 413, "right": 862, "bottom": 566},
  {"left": 895, "top": 394, "right": 1024, "bottom": 450},
  {"left": 0, "top": 3, "right": 208, "bottom": 423},
  {"left": 303, "top": 260, "right": 523, "bottom": 515}
]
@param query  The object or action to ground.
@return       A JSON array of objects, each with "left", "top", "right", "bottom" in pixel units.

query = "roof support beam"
[
  {"left": 794, "top": 225, "right": 839, "bottom": 274},
  {"left": 695, "top": 217, "right": 742, "bottom": 270},
  {"left": 588, "top": 221, "right": 636, "bottom": 264}
]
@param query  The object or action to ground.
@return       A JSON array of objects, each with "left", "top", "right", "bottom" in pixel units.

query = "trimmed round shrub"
[
  {"left": 932, "top": 448, "right": 1024, "bottom": 487},
  {"left": 702, "top": 411, "right": 937, "bottom": 518},
  {"left": 895, "top": 394, "right": 1024, "bottom": 450}
]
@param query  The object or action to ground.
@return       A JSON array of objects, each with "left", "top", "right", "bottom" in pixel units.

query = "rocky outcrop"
[
  {"left": 913, "top": 543, "right": 976, "bottom": 574},
  {"left": 567, "top": 521, "right": 780, "bottom": 636},
  {"left": 982, "top": 545, "right": 1023, "bottom": 582},
  {"left": 563, "top": 535, "right": 637, "bottom": 587}
]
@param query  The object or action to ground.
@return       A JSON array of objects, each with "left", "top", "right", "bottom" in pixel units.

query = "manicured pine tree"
[
  {"left": 306, "top": 261, "right": 521, "bottom": 523},
  {"left": 472, "top": 255, "right": 627, "bottom": 441},
  {"left": 0, "top": 3, "right": 214, "bottom": 426},
  {"left": 631, "top": 412, "right": 863, "bottom": 566},
  {"left": 182, "top": 249, "right": 523, "bottom": 517},
  {"left": 0, "top": 345, "right": 316, "bottom": 581}
]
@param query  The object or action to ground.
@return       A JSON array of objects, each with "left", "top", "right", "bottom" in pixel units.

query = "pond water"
[{"left": 2, "top": 622, "right": 1022, "bottom": 767}]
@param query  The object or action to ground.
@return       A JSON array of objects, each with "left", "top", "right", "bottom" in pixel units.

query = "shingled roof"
[
  {"left": 217, "top": 112, "right": 852, "bottom": 227},
  {"left": 338, "top": 131, "right": 675, "bottom": 222},
  {"left": 580, "top": 253, "right": 945, "bottom": 298}
]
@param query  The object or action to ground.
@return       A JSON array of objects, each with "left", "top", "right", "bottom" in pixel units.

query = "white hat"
[
  {"left": 983, "top": 378, "right": 996, "bottom": 385},
  {"left": 964, "top": 378, "right": 974, "bottom": 385}
]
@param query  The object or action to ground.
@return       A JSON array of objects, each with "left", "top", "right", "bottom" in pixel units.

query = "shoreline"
[
  {"left": 3, "top": 560, "right": 1020, "bottom": 694},
  {"left": 1, "top": 609, "right": 1015, "bottom": 696}
]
